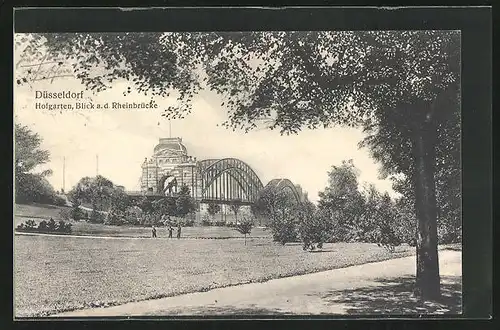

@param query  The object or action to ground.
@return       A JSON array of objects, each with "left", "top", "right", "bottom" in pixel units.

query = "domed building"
[
  {"left": 141, "top": 137, "right": 201, "bottom": 198},
  {"left": 153, "top": 137, "right": 188, "bottom": 157}
]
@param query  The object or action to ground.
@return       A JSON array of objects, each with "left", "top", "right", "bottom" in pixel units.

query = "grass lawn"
[
  {"left": 70, "top": 222, "right": 271, "bottom": 239},
  {"left": 15, "top": 203, "right": 271, "bottom": 238},
  {"left": 14, "top": 203, "right": 70, "bottom": 225},
  {"left": 14, "top": 235, "right": 414, "bottom": 317}
]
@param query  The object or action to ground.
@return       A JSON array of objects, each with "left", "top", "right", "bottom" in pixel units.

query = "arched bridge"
[
  {"left": 199, "top": 158, "right": 303, "bottom": 205},
  {"left": 199, "top": 158, "right": 264, "bottom": 205},
  {"left": 128, "top": 158, "right": 303, "bottom": 205},
  {"left": 265, "top": 178, "right": 303, "bottom": 203}
]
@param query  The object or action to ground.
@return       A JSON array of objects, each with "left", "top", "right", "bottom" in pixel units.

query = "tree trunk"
[{"left": 411, "top": 120, "right": 441, "bottom": 301}]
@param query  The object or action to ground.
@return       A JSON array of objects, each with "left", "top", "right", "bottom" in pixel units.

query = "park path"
[
  {"left": 54, "top": 250, "right": 462, "bottom": 317},
  {"left": 14, "top": 232, "right": 263, "bottom": 240},
  {"left": 15, "top": 232, "right": 149, "bottom": 240}
]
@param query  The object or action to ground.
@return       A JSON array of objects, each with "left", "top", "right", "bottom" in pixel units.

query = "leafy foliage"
[
  {"left": 89, "top": 208, "right": 104, "bottom": 224},
  {"left": 15, "top": 123, "right": 50, "bottom": 177},
  {"left": 315, "top": 161, "right": 416, "bottom": 252},
  {"left": 16, "top": 218, "right": 72, "bottom": 234},
  {"left": 254, "top": 184, "right": 301, "bottom": 244},
  {"left": 124, "top": 206, "right": 142, "bottom": 225},
  {"left": 206, "top": 201, "right": 221, "bottom": 220},
  {"left": 361, "top": 87, "right": 461, "bottom": 245},
  {"left": 67, "top": 175, "right": 131, "bottom": 224},
  {"left": 18, "top": 32, "right": 458, "bottom": 133},
  {"left": 137, "top": 197, "right": 153, "bottom": 215},
  {"left": 68, "top": 196, "right": 84, "bottom": 221},
  {"left": 15, "top": 123, "right": 62, "bottom": 205},
  {"left": 175, "top": 185, "right": 197, "bottom": 219},
  {"left": 234, "top": 217, "right": 254, "bottom": 245},
  {"left": 269, "top": 213, "right": 299, "bottom": 245},
  {"left": 297, "top": 201, "right": 330, "bottom": 251},
  {"left": 317, "top": 160, "right": 365, "bottom": 242}
]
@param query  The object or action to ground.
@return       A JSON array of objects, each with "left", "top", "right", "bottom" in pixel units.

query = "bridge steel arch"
[
  {"left": 198, "top": 158, "right": 264, "bottom": 204},
  {"left": 264, "top": 178, "right": 302, "bottom": 203}
]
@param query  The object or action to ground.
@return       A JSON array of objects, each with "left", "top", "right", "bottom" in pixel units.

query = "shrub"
[
  {"left": 57, "top": 220, "right": 72, "bottom": 233},
  {"left": 234, "top": 218, "right": 254, "bottom": 245},
  {"left": 59, "top": 208, "right": 71, "bottom": 221},
  {"left": 184, "top": 220, "right": 195, "bottom": 227},
  {"left": 89, "top": 209, "right": 104, "bottom": 224},
  {"left": 124, "top": 206, "right": 142, "bottom": 225},
  {"left": 201, "top": 214, "right": 212, "bottom": 226},
  {"left": 124, "top": 215, "right": 140, "bottom": 226},
  {"left": 47, "top": 218, "right": 57, "bottom": 231},
  {"left": 299, "top": 212, "right": 331, "bottom": 251},
  {"left": 15, "top": 172, "right": 61, "bottom": 206},
  {"left": 25, "top": 219, "right": 36, "bottom": 230},
  {"left": 16, "top": 219, "right": 72, "bottom": 234},
  {"left": 270, "top": 217, "right": 298, "bottom": 245},
  {"left": 105, "top": 212, "right": 127, "bottom": 226},
  {"left": 70, "top": 204, "right": 84, "bottom": 221},
  {"left": 437, "top": 214, "right": 462, "bottom": 244},
  {"left": 37, "top": 220, "right": 48, "bottom": 232},
  {"left": 377, "top": 222, "right": 402, "bottom": 253},
  {"left": 53, "top": 196, "right": 67, "bottom": 206}
]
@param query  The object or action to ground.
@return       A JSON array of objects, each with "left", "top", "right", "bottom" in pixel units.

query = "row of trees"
[
  {"left": 205, "top": 200, "right": 248, "bottom": 225},
  {"left": 67, "top": 177, "right": 198, "bottom": 226},
  {"left": 256, "top": 160, "right": 460, "bottom": 252}
]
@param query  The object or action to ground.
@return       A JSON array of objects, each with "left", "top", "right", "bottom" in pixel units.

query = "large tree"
[
  {"left": 15, "top": 123, "right": 58, "bottom": 204},
  {"left": 317, "top": 160, "right": 366, "bottom": 242},
  {"left": 175, "top": 185, "right": 196, "bottom": 220},
  {"left": 254, "top": 184, "right": 300, "bottom": 244},
  {"left": 360, "top": 84, "right": 461, "bottom": 245},
  {"left": 17, "top": 31, "right": 460, "bottom": 299},
  {"left": 68, "top": 175, "right": 116, "bottom": 212}
]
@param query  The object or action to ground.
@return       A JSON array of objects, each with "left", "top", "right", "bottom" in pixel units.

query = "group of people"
[{"left": 151, "top": 224, "right": 181, "bottom": 239}]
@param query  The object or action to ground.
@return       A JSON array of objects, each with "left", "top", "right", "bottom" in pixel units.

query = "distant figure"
[
  {"left": 176, "top": 224, "right": 182, "bottom": 239},
  {"left": 168, "top": 225, "right": 173, "bottom": 238},
  {"left": 152, "top": 225, "right": 157, "bottom": 238}
]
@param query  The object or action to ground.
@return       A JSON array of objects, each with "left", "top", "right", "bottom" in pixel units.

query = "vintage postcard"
[{"left": 14, "top": 29, "right": 462, "bottom": 318}]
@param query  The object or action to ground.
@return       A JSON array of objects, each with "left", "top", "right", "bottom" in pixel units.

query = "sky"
[{"left": 14, "top": 36, "right": 397, "bottom": 204}]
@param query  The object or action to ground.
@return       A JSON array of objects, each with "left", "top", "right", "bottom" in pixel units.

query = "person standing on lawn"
[
  {"left": 176, "top": 223, "right": 181, "bottom": 239},
  {"left": 152, "top": 225, "right": 157, "bottom": 238},
  {"left": 168, "top": 225, "right": 173, "bottom": 238}
]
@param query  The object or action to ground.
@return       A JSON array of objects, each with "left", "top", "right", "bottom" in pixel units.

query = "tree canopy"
[
  {"left": 175, "top": 185, "right": 197, "bottom": 219},
  {"left": 15, "top": 123, "right": 63, "bottom": 205},
  {"left": 17, "top": 31, "right": 459, "bottom": 133}
]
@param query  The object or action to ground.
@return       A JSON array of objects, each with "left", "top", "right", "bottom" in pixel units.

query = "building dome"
[{"left": 153, "top": 137, "right": 188, "bottom": 156}]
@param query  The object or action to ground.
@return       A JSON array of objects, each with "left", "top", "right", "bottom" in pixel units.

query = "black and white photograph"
[{"left": 14, "top": 27, "right": 463, "bottom": 318}]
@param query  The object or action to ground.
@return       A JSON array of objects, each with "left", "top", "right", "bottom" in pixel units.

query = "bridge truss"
[
  {"left": 127, "top": 158, "right": 303, "bottom": 206},
  {"left": 198, "top": 158, "right": 264, "bottom": 205}
]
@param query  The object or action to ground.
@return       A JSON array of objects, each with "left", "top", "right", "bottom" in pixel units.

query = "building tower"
[{"left": 140, "top": 137, "right": 200, "bottom": 199}]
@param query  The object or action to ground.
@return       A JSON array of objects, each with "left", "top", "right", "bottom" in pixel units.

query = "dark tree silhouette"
[
  {"left": 15, "top": 123, "right": 58, "bottom": 204},
  {"left": 17, "top": 31, "right": 460, "bottom": 300},
  {"left": 175, "top": 185, "right": 196, "bottom": 219},
  {"left": 207, "top": 201, "right": 221, "bottom": 220}
]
